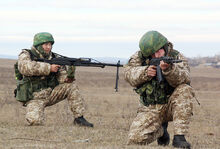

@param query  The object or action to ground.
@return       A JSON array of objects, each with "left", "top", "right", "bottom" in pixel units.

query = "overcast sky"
[{"left": 0, "top": 0, "right": 220, "bottom": 59}]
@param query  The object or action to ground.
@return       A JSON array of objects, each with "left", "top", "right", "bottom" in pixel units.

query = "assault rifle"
[
  {"left": 149, "top": 56, "right": 182, "bottom": 83},
  {"left": 36, "top": 57, "right": 123, "bottom": 92}
]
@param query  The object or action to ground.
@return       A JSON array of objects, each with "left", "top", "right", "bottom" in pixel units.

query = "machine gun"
[
  {"left": 36, "top": 57, "right": 123, "bottom": 92},
  {"left": 149, "top": 56, "right": 182, "bottom": 83}
]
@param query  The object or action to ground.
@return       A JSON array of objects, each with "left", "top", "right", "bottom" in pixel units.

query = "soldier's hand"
[
  {"left": 160, "top": 61, "right": 170, "bottom": 70},
  {"left": 50, "top": 64, "right": 60, "bottom": 72},
  {"left": 64, "top": 78, "right": 75, "bottom": 83},
  {"left": 147, "top": 65, "right": 156, "bottom": 77}
]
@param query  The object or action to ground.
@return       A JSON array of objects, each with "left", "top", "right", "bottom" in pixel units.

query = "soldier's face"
[
  {"left": 42, "top": 42, "right": 52, "bottom": 54},
  {"left": 151, "top": 49, "right": 165, "bottom": 58}
]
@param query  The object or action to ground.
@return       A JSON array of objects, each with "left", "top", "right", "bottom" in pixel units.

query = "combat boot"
[
  {"left": 74, "top": 116, "right": 94, "bottom": 127},
  {"left": 157, "top": 122, "right": 170, "bottom": 146},
  {"left": 172, "top": 135, "right": 191, "bottom": 149}
]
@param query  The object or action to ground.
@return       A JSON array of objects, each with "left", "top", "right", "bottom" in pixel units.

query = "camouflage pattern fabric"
[
  {"left": 33, "top": 32, "right": 54, "bottom": 47},
  {"left": 26, "top": 82, "right": 85, "bottom": 125},
  {"left": 18, "top": 47, "right": 84, "bottom": 125},
  {"left": 18, "top": 47, "right": 51, "bottom": 76},
  {"left": 18, "top": 47, "right": 75, "bottom": 82},
  {"left": 124, "top": 43, "right": 195, "bottom": 145},
  {"left": 124, "top": 51, "right": 150, "bottom": 87},
  {"left": 127, "top": 84, "right": 194, "bottom": 145},
  {"left": 124, "top": 43, "right": 191, "bottom": 88}
]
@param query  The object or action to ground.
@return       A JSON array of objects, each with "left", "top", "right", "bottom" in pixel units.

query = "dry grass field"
[{"left": 0, "top": 58, "right": 219, "bottom": 149}]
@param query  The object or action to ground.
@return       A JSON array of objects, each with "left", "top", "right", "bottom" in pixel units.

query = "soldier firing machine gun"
[{"left": 36, "top": 56, "right": 123, "bottom": 92}]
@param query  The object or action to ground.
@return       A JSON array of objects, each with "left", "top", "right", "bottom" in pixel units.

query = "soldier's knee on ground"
[
  {"left": 127, "top": 137, "right": 147, "bottom": 145},
  {"left": 25, "top": 100, "right": 45, "bottom": 126},
  {"left": 128, "top": 130, "right": 161, "bottom": 145},
  {"left": 127, "top": 128, "right": 148, "bottom": 145},
  {"left": 128, "top": 134, "right": 159, "bottom": 145},
  {"left": 26, "top": 115, "right": 44, "bottom": 126}
]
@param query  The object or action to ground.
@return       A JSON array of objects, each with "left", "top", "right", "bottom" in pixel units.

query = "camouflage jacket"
[
  {"left": 18, "top": 46, "right": 75, "bottom": 84},
  {"left": 124, "top": 42, "right": 191, "bottom": 88}
]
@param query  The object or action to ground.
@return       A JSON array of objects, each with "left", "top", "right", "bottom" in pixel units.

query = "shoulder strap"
[
  {"left": 22, "top": 49, "right": 41, "bottom": 60},
  {"left": 51, "top": 52, "right": 57, "bottom": 58}
]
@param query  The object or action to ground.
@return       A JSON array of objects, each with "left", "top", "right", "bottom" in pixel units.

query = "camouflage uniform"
[
  {"left": 124, "top": 43, "right": 195, "bottom": 145},
  {"left": 18, "top": 47, "right": 85, "bottom": 125}
]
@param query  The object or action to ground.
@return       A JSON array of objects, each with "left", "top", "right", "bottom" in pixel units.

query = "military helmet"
[
  {"left": 139, "top": 31, "right": 168, "bottom": 57},
  {"left": 33, "top": 32, "right": 54, "bottom": 46}
]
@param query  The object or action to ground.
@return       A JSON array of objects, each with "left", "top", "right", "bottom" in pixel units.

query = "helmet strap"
[
  {"left": 161, "top": 43, "right": 169, "bottom": 56},
  {"left": 35, "top": 44, "right": 51, "bottom": 59}
]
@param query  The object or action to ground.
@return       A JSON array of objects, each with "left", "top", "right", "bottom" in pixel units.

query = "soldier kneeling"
[
  {"left": 124, "top": 31, "right": 196, "bottom": 149},
  {"left": 15, "top": 32, "right": 93, "bottom": 127}
]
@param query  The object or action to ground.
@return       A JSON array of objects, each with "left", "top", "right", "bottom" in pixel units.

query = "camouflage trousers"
[
  {"left": 127, "top": 84, "right": 194, "bottom": 145},
  {"left": 25, "top": 82, "right": 85, "bottom": 126}
]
